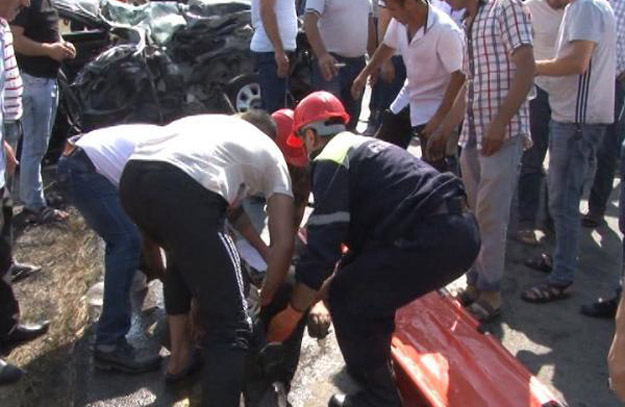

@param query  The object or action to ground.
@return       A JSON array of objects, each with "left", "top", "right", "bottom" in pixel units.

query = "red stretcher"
[{"left": 391, "top": 290, "right": 564, "bottom": 407}]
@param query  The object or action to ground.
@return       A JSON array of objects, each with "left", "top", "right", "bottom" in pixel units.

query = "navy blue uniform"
[{"left": 295, "top": 133, "right": 480, "bottom": 406}]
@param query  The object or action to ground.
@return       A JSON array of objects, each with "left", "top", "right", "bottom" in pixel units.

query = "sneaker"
[
  {"left": 0, "top": 358, "right": 24, "bottom": 386},
  {"left": 580, "top": 296, "right": 618, "bottom": 318},
  {"left": 94, "top": 340, "right": 162, "bottom": 374}
]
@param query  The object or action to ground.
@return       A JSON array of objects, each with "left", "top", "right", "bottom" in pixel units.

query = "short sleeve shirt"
[
  {"left": 250, "top": 0, "right": 298, "bottom": 52},
  {"left": 383, "top": 7, "right": 464, "bottom": 126},
  {"left": 459, "top": 0, "right": 533, "bottom": 148},
  {"left": 130, "top": 114, "right": 293, "bottom": 207},
  {"left": 12, "top": 0, "right": 61, "bottom": 78},
  {"left": 610, "top": 0, "right": 625, "bottom": 76},
  {"left": 548, "top": 0, "right": 616, "bottom": 124},
  {"left": 305, "top": 0, "right": 372, "bottom": 58}
]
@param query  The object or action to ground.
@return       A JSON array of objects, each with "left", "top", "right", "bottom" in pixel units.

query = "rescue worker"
[
  {"left": 266, "top": 91, "right": 481, "bottom": 407},
  {"left": 119, "top": 112, "right": 295, "bottom": 407}
]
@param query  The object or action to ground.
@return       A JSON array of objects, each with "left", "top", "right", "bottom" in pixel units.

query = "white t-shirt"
[
  {"left": 526, "top": 0, "right": 564, "bottom": 92},
  {"left": 76, "top": 124, "right": 161, "bottom": 186},
  {"left": 250, "top": 0, "right": 298, "bottom": 52},
  {"left": 384, "top": 6, "right": 464, "bottom": 126},
  {"left": 130, "top": 114, "right": 293, "bottom": 206},
  {"left": 548, "top": 0, "right": 616, "bottom": 124},
  {"left": 305, "top": 0, "right": 372, "bottom": 58}
]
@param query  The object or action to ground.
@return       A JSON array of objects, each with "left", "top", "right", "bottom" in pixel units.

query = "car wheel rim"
[{"left": 235, "top": 82, "right": 262, "bottom": 112}]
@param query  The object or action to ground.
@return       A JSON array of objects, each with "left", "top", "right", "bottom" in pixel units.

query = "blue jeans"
[
  {"left": 547, "top": 121, "right": 605, "bottom": 286},
  {"left": 587, "top": 81, "right": 625, "bottom": 218},
  {"left": 21, "top": 73, "right": 59, "bottom": 211},
  {"left": 312, "top": 54, "right": 366, "bottom": 130},
  {"left": 253, "top": 51, "right": 290, "bottom": 114},
  {"left": 518, "top": 86, "right": 551, "bottom": 229},
  {"left": 57, "top": 152, "right": 141, "bottom": 345}
]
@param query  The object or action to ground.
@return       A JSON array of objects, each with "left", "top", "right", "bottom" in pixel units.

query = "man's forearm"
[
  {"left": 362, "top": 44, "right": 395, "bottom": 78},
  {"left": 433, "top": 71, "right": 466, "bottom": 120},
  {"left": 536, "top": 56, "right": 588, "bottom": 76},
  {"left": 440, "top": 84, "right": 467, "bottom": 135},
  {"left": 304, "top": 13, "right": 329, "bottom": 58},
  {"left": 494, "top": 46, "right": 535, "bottom": 126},
  {"left": 260, "top": 0, "right": 285, "bottom": 54},
  {"left": 290, "top": 282, "right": 320, "bottom": 312},
  {"left": 11, "top": 30, "right": 51, "bottom": 57},
  {"left": 367, "top": 15, "right": 377, "bottom": 57},
  {"left": 232, "top": 211, "right": 270, "bottom": 260}
]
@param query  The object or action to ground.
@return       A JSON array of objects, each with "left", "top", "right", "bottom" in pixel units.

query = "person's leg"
[
  {"left": 121, "top": 162, "right": 249, "bottom": 406},
  {"left": 467, "top": 137, "right": 523, "bottom": 312},
  {"left": 459, "top": 140, "right": 481, "bottom": 296},
  {"left": 547, "top": 122, "right": 605, "bottom": 287},
  {"left": 57, "top": 156, "right": 139, "bottom": 346},
  {"left": 254, "top": 52, "right": 288, "bottom": 114},
  {"left": 518, "top": 87, "right": 551, "bottom": 234},
  {"left": 375, "top": 107, "right": 413, "bottom": 149},
  {"left": 327, "top": 212, "right": 479, "bottom": 406},
  {"left": 0, "top": 186, "right": 16, "bottom": 344},
  {"left": 19, "top": 74, "right": 59, "bottom": 213},
  {"left": 585, "top": 81, "right": 625, "bottom": 225}
]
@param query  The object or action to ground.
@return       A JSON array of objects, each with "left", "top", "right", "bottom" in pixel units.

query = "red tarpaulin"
[{"left": 392, "top": 290, "right": 563, "bottom": 407}]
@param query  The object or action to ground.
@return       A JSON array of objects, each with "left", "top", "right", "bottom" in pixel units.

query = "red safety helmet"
[
  {"left": 288, "top": 91, "right": 350, "bottom": 147},
  {"left": 271, "top": 108, "right": 309, "bottom": 167}
]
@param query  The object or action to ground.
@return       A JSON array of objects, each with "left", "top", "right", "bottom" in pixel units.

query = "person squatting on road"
[
  {"left": 266, "top": 91, "right": 481, "bottom": 407},
  {"left": 118, "top": 112, "right": 295, "bottom": 407}
]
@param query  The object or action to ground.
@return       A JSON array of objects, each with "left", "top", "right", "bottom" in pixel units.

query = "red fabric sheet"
[{"left": 392, "top": 291, "right": 563, "bottom": 407}]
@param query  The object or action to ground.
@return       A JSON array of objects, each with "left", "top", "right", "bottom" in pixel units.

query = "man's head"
[
  {"left": 384, "top": 0, "right": 427, "bottom": 25},
  {"left": 0, "top": 0, "right": 29, "bottom": 21},
  {"left": 545, "top": 0, "right": 569, "bottom": 9},
  {"left": 271, "top": 109, "right": 308, "bottom": 168},
  {"left": 238, "top": 109, "right": 277, "bottom": 140},
  {"left": 290, "top": 91, "right": 350, "bottom": 159}
]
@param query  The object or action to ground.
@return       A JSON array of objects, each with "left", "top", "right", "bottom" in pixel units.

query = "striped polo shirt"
[{"left": 1, "top": 19, "right": 22, "bottom": 122}]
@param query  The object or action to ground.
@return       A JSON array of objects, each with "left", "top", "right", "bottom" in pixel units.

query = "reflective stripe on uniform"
[{"left": 307, "top": 211, "right": 351, "bottom": 226}]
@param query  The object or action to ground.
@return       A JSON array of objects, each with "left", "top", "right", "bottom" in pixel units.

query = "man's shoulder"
[{"left": 431, "top": 6, "right": 463, "bottom": 33}]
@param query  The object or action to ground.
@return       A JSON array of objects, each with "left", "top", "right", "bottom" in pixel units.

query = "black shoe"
[
  {"left": 580, "top": 297, "right": 618, "bottom": 318},
  {"left": 10, "top": 262, "right": 41, "bottom": 283},
  {"left": 0, "top": 358, "right": 24, "bottom": 385},
  {"left": 94, "top": 340, "right": 162, "bottom": 374},
  {"left": 1, "top": 321, "right": 49, "bottom": 349}
]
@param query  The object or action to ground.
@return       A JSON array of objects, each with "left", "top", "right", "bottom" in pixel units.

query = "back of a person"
[
  {"left": 131, "top": 114, "right": 289, "bottom": 205},
  {"left": 250, "top": 0, "right": 298, "bottom": 52},
  {"left": 75, "top": 124, "right": 162, "bottom": 186},
  {"left": 549, "top": 0, "right": 616, "bottom": 124},
  {"left": 314, "top": 133, "right": 463, "bottom": 247}
]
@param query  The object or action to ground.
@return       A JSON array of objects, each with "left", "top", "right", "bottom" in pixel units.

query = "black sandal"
[
  {"left": 467, "top": 299, "right": 501, "bottom": 322},
  {"left": 524, "top": 253, "right": 552, "bottom": 273},
  {"left": 521, "top": 282, "right": 572, "bottom": 303}
]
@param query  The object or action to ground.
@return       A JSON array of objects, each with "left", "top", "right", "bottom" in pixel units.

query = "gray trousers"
[{"left": 460, "top": 136, "right": 523, "bottom": 292}]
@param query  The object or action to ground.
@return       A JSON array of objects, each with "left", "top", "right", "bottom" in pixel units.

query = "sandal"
[
  {"left": 467, "top": 299, "right": 501, "bottom": 322},
  {"left": 24, "top": 206, "right": 68, "bottom": 225},
  {"left": 165, "top": 348, "right": 204, "bottom": 384},
  {"left": 454, "top": 285, "right": 480, "bottom": 307},
  {"left": 521, "top": 281, "right": 572, "bottom": 303},
  {"left": 515, "top": 229, "right": 539, "bottom": 246},
  {"left": 524, "top": 252, "right": 552, "bottom": 273}
]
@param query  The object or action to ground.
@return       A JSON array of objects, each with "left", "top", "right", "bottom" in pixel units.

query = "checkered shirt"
[
  {"left": 611, "top": 0, "right": 625, "bottom": 76},
  {"left": 459, "top": 0, "right": 533, "bottom": 149}
]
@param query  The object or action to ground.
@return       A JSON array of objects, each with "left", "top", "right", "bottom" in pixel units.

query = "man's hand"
[
  {"left": 307, "top": 301, "right": 331, "bottom": 339},
  {"left": 422, "top": 111, "right": 445, "bottom": 139},
  {"left": 44, "top": 42, "right": 75, "bottom": 62},
  {"left": 425, "top": 129, "right": 449, "bottom": 163},
  {"left": 318, "top": 53, "right": 339, "bottom": 82},
  {"left": 4, "top": 142, "right": 17, "bottom": 177},
  {"left": 351, "top": 71, "right": 368, "bottom": 100},
  {"left": 481, "top": 118, "right": 506, "bottom": 156},
  {"left": 266, "top": 304, "right": 303, "bottom": 343},
  {"left": 380, "top": 59, "right": 395, "bottom": 83},
  {"left": 275, "top": 50, "right": 289, "bottom": 78}
]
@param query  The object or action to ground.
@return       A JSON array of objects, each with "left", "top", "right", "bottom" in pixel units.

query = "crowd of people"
[{"left": 0, "top": 0, "right": 623, "bottom": 405}]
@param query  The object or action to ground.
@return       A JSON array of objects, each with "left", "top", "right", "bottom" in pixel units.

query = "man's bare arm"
[{"left": 536, "top": 40, "right": 595, "bottom": 76}]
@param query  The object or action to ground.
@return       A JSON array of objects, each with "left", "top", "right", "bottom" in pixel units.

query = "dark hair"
[{"left": 238, "top": 110, "right": 277, "bottom": 140}]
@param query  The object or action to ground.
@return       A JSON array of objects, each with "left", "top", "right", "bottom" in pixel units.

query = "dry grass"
[{"left": 0, "top": 209, "right": 103, "bottom": 407}]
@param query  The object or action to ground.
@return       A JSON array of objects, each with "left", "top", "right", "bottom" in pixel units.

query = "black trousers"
[
  {"left": 119, "top": 161, "right": 250, "bottom": 407},
  {"left": 375, "top": 108, "right": 449, "bottom": 172},
  {"left": 327, "top": 211, "right": 480, "bottom": 386},
  {"left": 0, "top": 186, "right": 17, "bottom": 343}
]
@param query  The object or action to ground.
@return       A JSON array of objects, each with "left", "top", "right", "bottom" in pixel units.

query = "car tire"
[{"left": 227, "top": 73, "right": 262, "bottom": 113}]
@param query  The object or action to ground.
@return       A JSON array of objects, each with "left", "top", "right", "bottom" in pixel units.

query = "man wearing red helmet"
[{"left": 267, "top": 91, "right": 480, "bottom": 407}]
